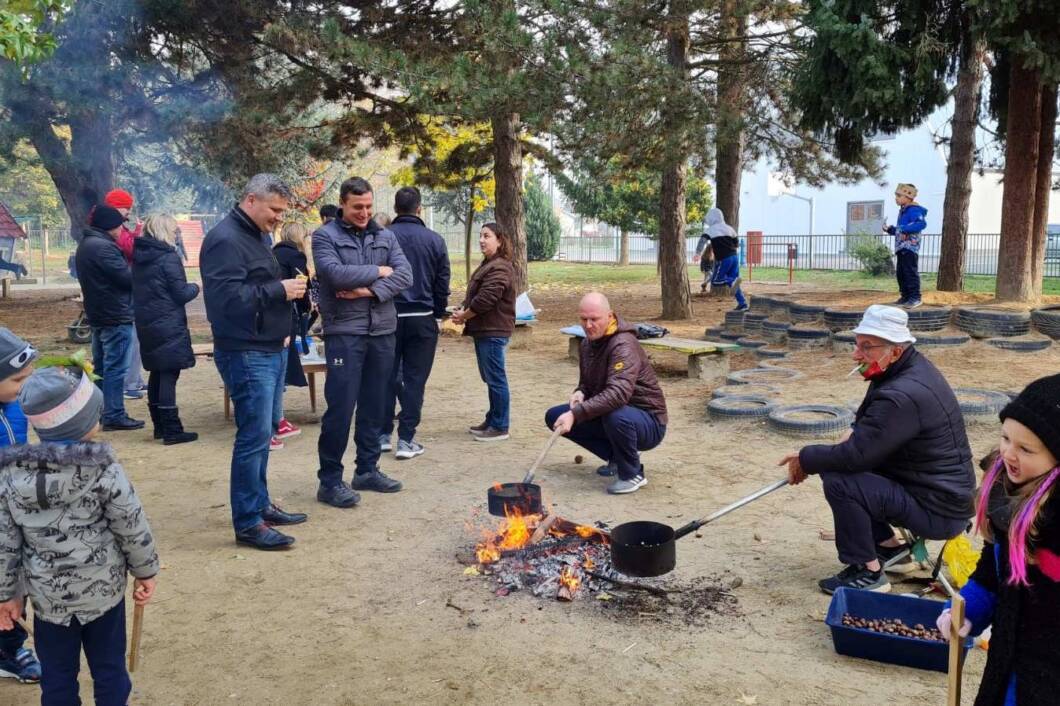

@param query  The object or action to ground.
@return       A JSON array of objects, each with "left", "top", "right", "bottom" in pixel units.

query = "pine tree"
[{"left": 523, "top": 173, "right": 559, "bottom": 262}]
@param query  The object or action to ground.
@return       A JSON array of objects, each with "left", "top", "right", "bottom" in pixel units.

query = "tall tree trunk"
[
  {"left": 1030, "top": 84, "right": 1058, "bottom": 299},
  {"left": 491, "top": 111, "right": 527, "bottom": 293},
  {"left": 658, "top": 10, "right": 693, "bottom": 320},
  {"left": 937, "top": 36, "right": 985, "bottom": 292},
  {"left": 464, "top": 193, "right": 474, "bottom": 284},
  {"left": 618, "top": 229, "right": 630, "bottom": 266},
  {"left": 996, "top": 62, "right": 1043, "bottom": 302},
  {"left": 714, "top": 0, "right": 747, "bottom": 230}
]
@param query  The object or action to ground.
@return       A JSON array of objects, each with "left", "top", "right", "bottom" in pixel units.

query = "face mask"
[{"left": 857, "top": 360, "right": 886, "bottom": 380}]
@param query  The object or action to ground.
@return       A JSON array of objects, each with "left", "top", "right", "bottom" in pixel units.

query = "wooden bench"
[{"left": 561, "top": 325, "right": 740, "bottom": 382}]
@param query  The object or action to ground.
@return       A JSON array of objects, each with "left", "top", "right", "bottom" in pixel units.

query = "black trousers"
[
  {"left": 383, "top": 315, "right": 439, "bottom": 442},
  {"left": 147, "top": 370, "right": 180, "bottom": 407},
  {"left": 821, "top": 471, "right": 967, "bottom": 566},
  {"left": 35, "top": 599, "right": 129, "bottom": 706},
  {"left": 317, "top": 333, "right": 395, "bottom": 486},
  {"left": 896, "top": 250, "right": 920, "bottom": 300}
]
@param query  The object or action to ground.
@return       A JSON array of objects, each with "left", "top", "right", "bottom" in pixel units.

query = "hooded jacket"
[
  {"left": 703, "top": 208, "right": 738, "bottom": 260},
  {"left": 0, "top": 442, "right": 160, "bottom": 626},
  {"left": 0, "top": 400, "right": 27, "bottom": 448},
  {"left": 572, "top": 316, "right": 668, "bottom": 425},
  {"left": 74, "top": 227, "right": 134, "bottom": 327},
  {"left": 132, "top": 236, "right": 199, "bottom": 371},
  {"left": 312, "top": 218, "right": 413, "bottom": 336},
  {"left": 886, "top": 203, "right": 928, "bottom": 254},
  {"left": 799, "top": 346, "right": 975, "bottom": 519}
]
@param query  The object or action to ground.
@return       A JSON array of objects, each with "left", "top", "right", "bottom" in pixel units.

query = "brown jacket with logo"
[
  {"left": 461, "top": 256, "right": 516, "bottom": 339},
  {"left": 572, "top": 316, "right": 668, "bottom": 425}
]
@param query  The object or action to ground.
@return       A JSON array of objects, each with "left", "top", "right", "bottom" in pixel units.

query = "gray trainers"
[
  {"left": 607, "top": 475, "right": 647, "bottom": 495},
  {"left": 395, "top": 439, "right": 425, "bottom": 460},
  {"left": 316, "top": 482, "right": 361, "bottom": 508},
  {"left": 379, "top": 434, "right": 392, "bottom": 452}
]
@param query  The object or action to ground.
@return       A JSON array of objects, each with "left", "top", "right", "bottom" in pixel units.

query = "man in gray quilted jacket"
[{"left": 0, "top": 365, "right": 159, "bottom": 705}]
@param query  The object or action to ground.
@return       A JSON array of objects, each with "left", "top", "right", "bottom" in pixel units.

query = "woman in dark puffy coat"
[
  {"left": 270, "top": 222, "right": 312, "bottom": 445},
  {"left": 132, "top": 214, "right": 200, "bottom": 444}
]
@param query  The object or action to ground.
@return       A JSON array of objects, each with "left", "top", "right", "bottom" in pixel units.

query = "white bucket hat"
[{"left": 852, "top": 305, "right": 917, "bottom": 344}]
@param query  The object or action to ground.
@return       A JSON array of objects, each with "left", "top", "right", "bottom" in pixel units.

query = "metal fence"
[{"left": 555, "top": 231, "right": 1060, "bottom": 279}]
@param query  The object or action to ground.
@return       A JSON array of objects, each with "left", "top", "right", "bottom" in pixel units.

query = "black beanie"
[
  {"left": 90, "top": 205, "right": 126, "bottom": 231},
  {"left": 1000, "top": 373, "right": 1060, "bottom": 463}
]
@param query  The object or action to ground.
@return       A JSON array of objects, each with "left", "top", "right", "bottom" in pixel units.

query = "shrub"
[
  {"left": 524, "top": 173, "right": 561, "bottom": 261},
  {"left": 849, "top": 235, "right": 895, "bottom": 276}
]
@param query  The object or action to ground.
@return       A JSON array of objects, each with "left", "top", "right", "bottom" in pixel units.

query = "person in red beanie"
[{"left": 103, "top": 189, "right": 148, "bottom": 399}]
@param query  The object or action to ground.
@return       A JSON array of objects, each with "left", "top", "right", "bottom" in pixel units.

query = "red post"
[{"left": 787, "top": 243, "right": 795, "bottom": 285}]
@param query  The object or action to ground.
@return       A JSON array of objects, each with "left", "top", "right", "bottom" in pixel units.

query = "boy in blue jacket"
[
  {"left": 0, "top": 327, "right": 42, "bottom": 684},
  {"left": 882, "top": 183, "right": 928, "bottom": 308}
]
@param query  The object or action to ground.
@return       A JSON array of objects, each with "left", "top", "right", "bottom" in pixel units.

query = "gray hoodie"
[{"left": 0, "top": 442, "right": 160, "bottom": 626}]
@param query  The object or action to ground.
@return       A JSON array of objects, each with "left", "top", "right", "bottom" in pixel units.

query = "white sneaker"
[
  {"left": 395, "top": 439, "right": 425, "bottom": 460},
  {"left": 379, "top": 434, "right": 392, "bottom": 452}
]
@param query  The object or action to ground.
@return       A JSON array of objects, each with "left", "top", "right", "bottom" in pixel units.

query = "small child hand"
[
  {"left": 133, "top": 577, "right": 156, "bottom": 606},
  {"left": 936, "top": 608, "right": 972, "bottom": 641},
  {"left": 0, "top": 596, "right": 24, "bottom": 631}
]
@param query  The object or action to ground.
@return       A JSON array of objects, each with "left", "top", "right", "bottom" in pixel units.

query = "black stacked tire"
[
  {"left": 720, "top": 331, "right": 743, "bottom": 341},
  {"left": 787, "top": 325, "right": 832, "bottom": 351},
  {"left": 832, "top": 330, "right": 857, "bottom": 353},
  {"left": 955, "top": 307, "right": 1031, "bottom": 339},
  {"left": 743, "top": 312, "right": 768, "bottom": 333},
  {"left": 905, "top": 305, "right": 952, "bottom": 332},
  {"left": 824, "top": 307, "right": 865, "bottom": 332},
  {"left": 1031, "top": 306, "right": 1060, "bottom": 340},
  {"left": 767, "top": 404, "right": 855, "bottom": 437},
  {"left": 986, "top": 336, "right": 1052, "bottom": 352},
  {"left": 736, "top": 337, "right": 768, "bottom": 349},
  {"left": 755, "top": 345, "right": 789, "bottom": 360},
  {"left": 724, "top": 309, "right": 746, "bottom": 332},
  {"left": 750, "top": 296, "right": 774, "bottom": 314},
  {"left": 915, "top": 331, "right": 971, "bottom": 348},
  {"left": 768, "top": 297, "right": 791, "bottom": 319},
  {"left": 789, "top": 302, "right": 826, "bottom": 324},
  {"left": 727, "top": 366, "right": 804, "bottom": 385},
  {"left": 953, "top": 388, "right": 1010, "bottom": 419},
  {"left": 762, "top": 319, "right": 791, "bottom": 343},
  {"left": 705, "top": 326, "right": 726, "bottom": 340},
  {"left": 707, "top": 395, "right": 778, "bottom": 419}
]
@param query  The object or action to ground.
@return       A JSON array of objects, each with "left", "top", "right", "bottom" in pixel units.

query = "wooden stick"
[
  {"left": 587, "top": 571, "right": 674, "bottom": 597},
  {"left": 947, "top": 594, "right": 965, "bottom": 706},
  {"left": 128, "top": 603, "right": 144, "bottom": 673},
  {"left": 530, "top": 514, "right": 559, "bottom": 545}
]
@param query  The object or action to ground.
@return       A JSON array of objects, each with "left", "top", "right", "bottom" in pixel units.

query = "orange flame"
[
  {"left": 574, "top": 525, "right": 594, "bottom": 539},
  {"left": 582, "top": 556, "right": 596, "bottom": 571},
  {"left": 559, "top": 566, "right": 581, "bottom": 593},
  {"left": 475, "top": 506, "right": 539, "bottom": 564}
]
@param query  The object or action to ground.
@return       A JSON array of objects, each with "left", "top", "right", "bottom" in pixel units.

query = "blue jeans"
[
  {"left": 473, "top": 337, "right": 510, "bottom": 431},
  {"left": 545, "top": 404, "right": 666, "bottom": 480},
  {"left": 214, "top": 349, "right": 284, "bottom": 532},
  {"left": 711, "top": 255, "right": 747, "bottom": 307},
  {"left": 317, "top": 334, "right": 396, "bottom": 487},
  {"left": 273, "top": 348, "right": 288, "bottom": 428},
  {"left": 124, "top": 333, "right": 144, "bottom": 392},
  {"left": 34, "top": 599, "right": 129, "bottom": 706},
  {"left": 91, "top": 324, "right": 134, "bottom": 424}
]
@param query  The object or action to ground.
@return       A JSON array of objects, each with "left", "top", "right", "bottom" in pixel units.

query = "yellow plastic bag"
[{"left": 942, "top": 535, "right": 981, "bottom": 588}]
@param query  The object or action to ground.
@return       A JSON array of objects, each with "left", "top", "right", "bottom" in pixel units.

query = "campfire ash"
[{"left": 463, "top": 507, "right": 741, "bottom": 625}]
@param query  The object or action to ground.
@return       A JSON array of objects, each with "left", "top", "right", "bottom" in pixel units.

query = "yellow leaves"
[{"left": 393, "top": 117, "right": 496, "bottom": 212}]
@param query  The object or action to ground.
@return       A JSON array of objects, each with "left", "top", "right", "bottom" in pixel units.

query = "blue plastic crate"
[{"left": 825, "top": 588, "right": 972, "bottom": 672}]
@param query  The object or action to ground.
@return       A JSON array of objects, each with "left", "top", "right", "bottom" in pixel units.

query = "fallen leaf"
[
  {"left": 753, "top": 532, "right": 762, "bottom": 542},
  {"left": 463, "top": 566, "right": 480, "bottom": 576},
  {"left": 233, "top": 554, "right": 246, "bottom": 561},
  {"left": 596, "top": 592, "right": 613, "bottom": 601},
  {"left": 736, "top": 693, "right": 758, "bottom": 705}
]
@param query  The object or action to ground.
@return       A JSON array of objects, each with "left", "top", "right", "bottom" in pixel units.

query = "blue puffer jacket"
[
  {"left": 799, "top": 346, "right": 975, "bottom": 519},
  {"left": 886, "top": 203, "right": 928, "bottom": 254},
  {"left": 311, "top": 218, "right": 413, "bottom": 336},
  {"left": 0, "top": 400, "right": 28, "bottom": 448}
]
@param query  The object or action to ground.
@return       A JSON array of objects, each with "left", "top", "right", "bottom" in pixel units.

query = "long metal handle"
[
  {"left": 673, "top": 478, "right": 790, "bottom": 540},
  {"left": 523, "top": 427, "right": 564, "bottom": 484}
]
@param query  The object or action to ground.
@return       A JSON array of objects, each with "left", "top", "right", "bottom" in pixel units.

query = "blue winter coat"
[
  {"left": 132, "top": 237, "right": 200, "bottom": 371},
  {"left": 886, "top": 203, "right": 928, "bottom": 253},
  {"left": 0, "top": 400, "right": 27, "bottom": 447}
]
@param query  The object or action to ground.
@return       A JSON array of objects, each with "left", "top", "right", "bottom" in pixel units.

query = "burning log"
[
  {"left": 557, "top": 565, "right": 582, "bottom": 602},
  {"left": 529, "top": 514, "right": 559, "bottom": 544}
]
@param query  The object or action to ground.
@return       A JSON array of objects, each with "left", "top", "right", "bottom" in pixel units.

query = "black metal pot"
[
  {"left": 609, "top": 478, "right": 789, "bottom": 577},
  {"left": 487, "top": 482, "right": 543, "bottom": 517}
]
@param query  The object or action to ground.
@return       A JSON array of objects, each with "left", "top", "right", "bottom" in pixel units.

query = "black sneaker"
[
  {"left": 352, "top": 468, "right": 403, "bottom": 493},
  {"left": 596, "top": 461, "right": 616, "bottom": 477},
  {"left": 472, "top": 426, "right": 510, "bottom": 442},
  {"left": 818, "top": 564, "right": 891, "bottom": 595},
  {"left": 235, "top": 523, "right": 295, "bottom": 550},
  {"left": 316, "top": 482, "right": 361, "bottom": 508},
  {"left": 893, "top": 297, "right": 907, "bottom": 306},
  {"left": 262, "top": 504, "right": 308, "bottom": 526},
  {"left": 877, "top": 543, "right": 918, "bottom": 574},
  {"left": 468, "top": 419, "right": 490, "bottom": 434},
  {"left": 102, "top": 416, "right": 145, "bottom": 431}
]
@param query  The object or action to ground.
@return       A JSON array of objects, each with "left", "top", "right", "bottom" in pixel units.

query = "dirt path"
[{"left": 1, "top": 283, "right": 1056, "bottom": 704}]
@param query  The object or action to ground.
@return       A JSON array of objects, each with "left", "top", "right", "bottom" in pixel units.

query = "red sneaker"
[
  {"left": 269, "top": 437, "right": 284, "bottom": 451},
  {"left": 275, "top": 418, "right": 301, "bottom": 440}
]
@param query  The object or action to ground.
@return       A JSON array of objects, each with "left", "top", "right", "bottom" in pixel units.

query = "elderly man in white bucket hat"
[{"left": 779, "top": 305, "right": 975, "bottom": 594}]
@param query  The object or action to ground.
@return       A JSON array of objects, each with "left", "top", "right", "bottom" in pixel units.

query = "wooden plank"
[{"left": 639, "top": 336, "right": 740, "bottom": 354}]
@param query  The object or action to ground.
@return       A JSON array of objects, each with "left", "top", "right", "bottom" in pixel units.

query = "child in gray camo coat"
[{"left": 0, "top": 364, "right": 159, "bottom": 706}]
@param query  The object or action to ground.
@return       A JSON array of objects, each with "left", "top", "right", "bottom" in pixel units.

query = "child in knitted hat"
[
  {"left": 882, "top": 183, "right": 928, "bottom": 309},
  {"left": 0, "top": 363, "right": 159, "bottom": 704},
  {"left": 0, "top": 328, "right": 41, "bottom": 684},
  {"left": 937, "top": 373, "right": 1060, "bottom": 704}
]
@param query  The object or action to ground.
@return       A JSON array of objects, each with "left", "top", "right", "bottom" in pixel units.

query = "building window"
[{"left": 847, "top": 200, "right": 885, "bottom": 236}]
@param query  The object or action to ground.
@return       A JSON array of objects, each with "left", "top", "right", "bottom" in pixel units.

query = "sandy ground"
[{"left": 1, "top": 281, "right": 1059, "bottom": 705}]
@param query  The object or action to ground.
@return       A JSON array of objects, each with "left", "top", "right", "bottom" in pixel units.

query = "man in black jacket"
[
  {"left": 74, "top": 205, "right": 142, "bottom": 431},
  {"left": 380, "top": 187, "right": 450, "bottom": 460},
  {"left": 779, "top": 305, "right": 975, "bottom": 594},
  {"left": 201, "top": 173, "right": 308, "bottom": 551}
]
